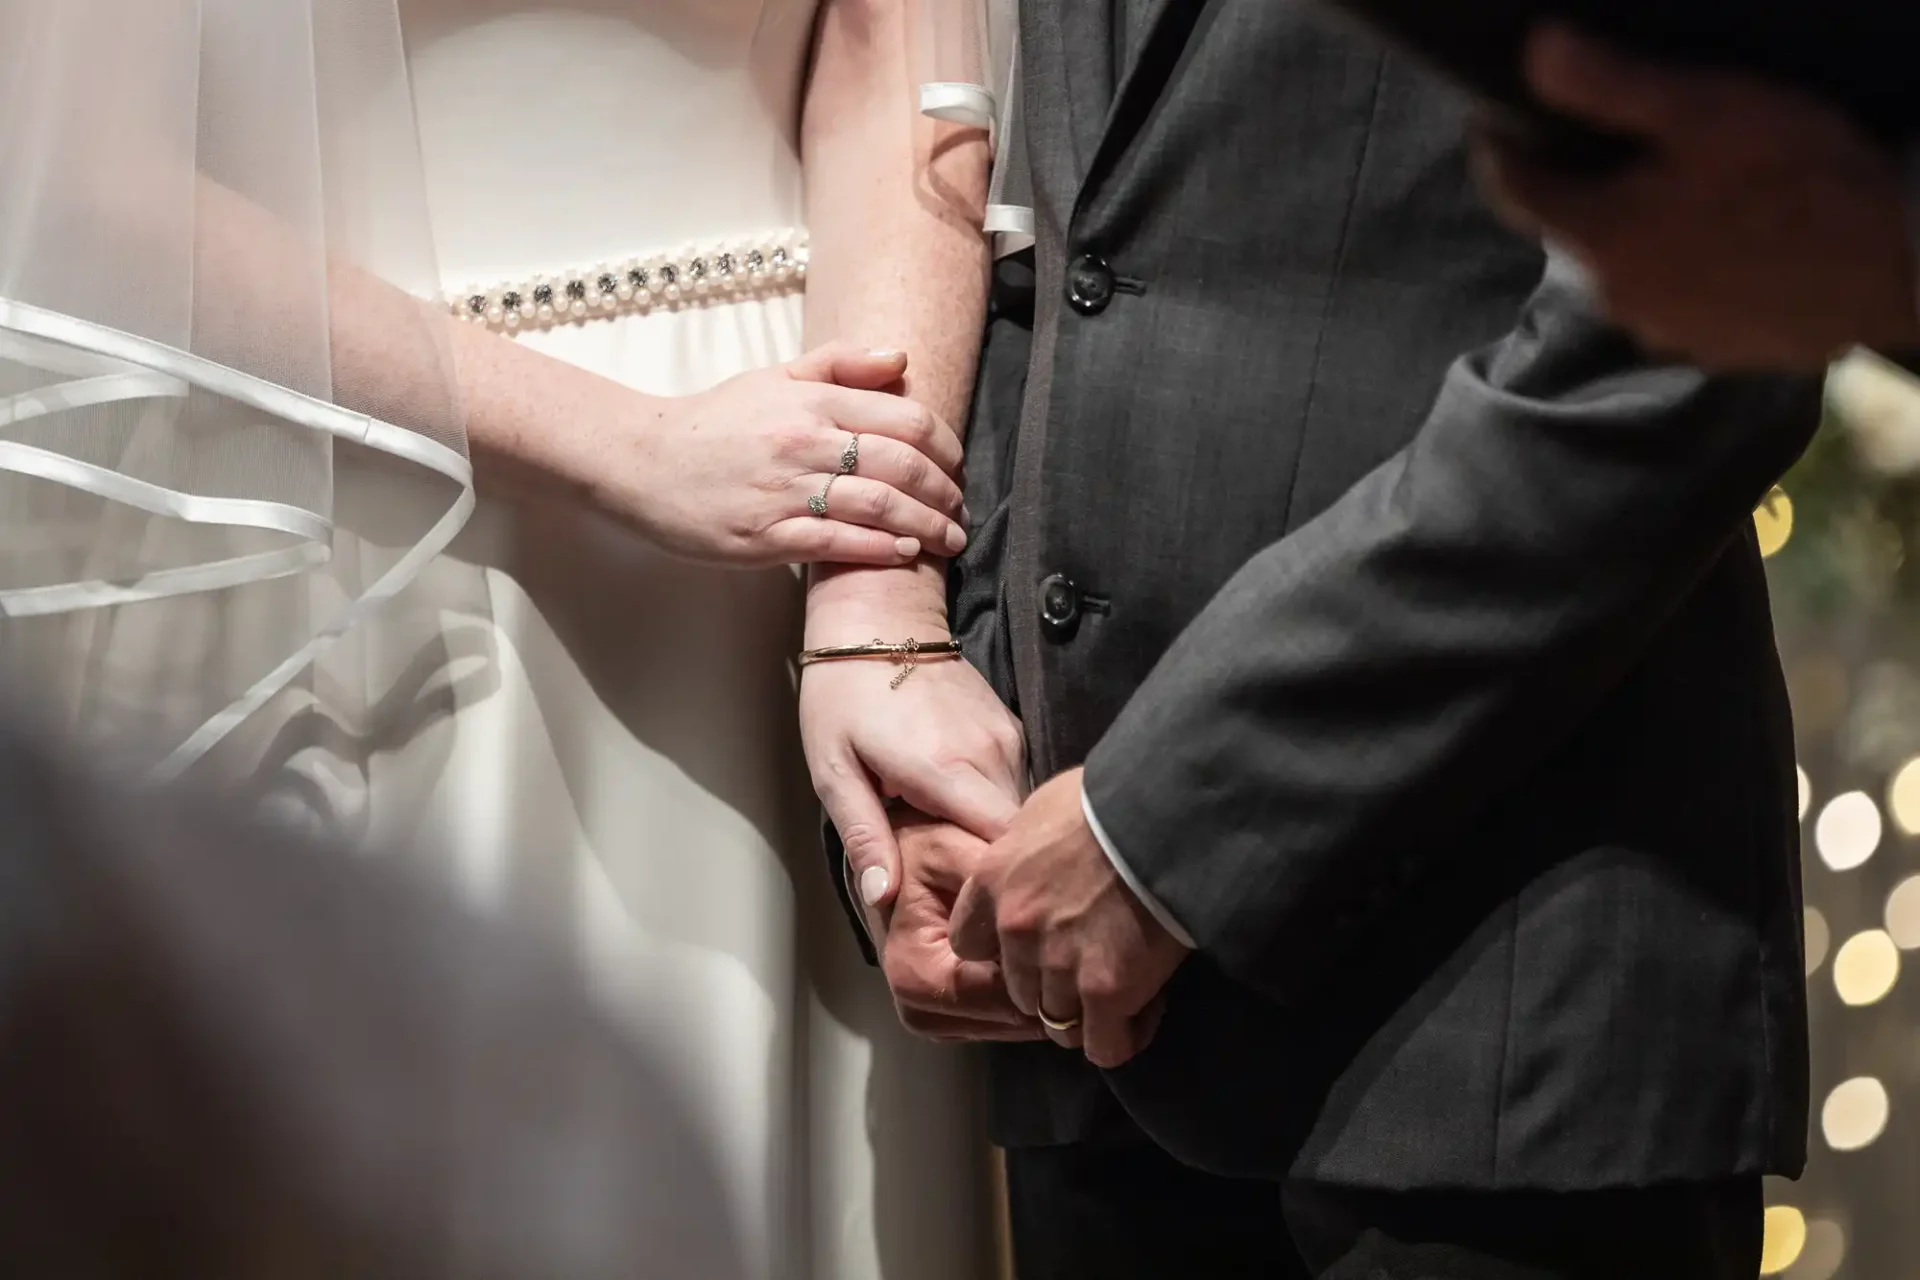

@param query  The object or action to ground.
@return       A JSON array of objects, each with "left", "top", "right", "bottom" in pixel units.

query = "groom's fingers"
[
  {"left": 1082, "top": 996, "right": 1132, "bottom": 1069},
  {"left": 1039, "top": 965, "right": 1083, "bottom": 1051},
  {"left": 948, "top": 876, "right": 1000, "bottom": 963},
  {"left": 1084, "top": 991, "right": 1163, "bottom": 1071},
  {"left": 891, "top": 955, "right": 1030, "bottom": 1028},
  {"left": 907, "top": 1013, "right": 1050, "bottom": 1044}
]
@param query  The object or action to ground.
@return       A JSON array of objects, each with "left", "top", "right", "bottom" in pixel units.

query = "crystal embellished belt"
[{"left": 447, "top": 228, "right": 809, "bottom": 333}]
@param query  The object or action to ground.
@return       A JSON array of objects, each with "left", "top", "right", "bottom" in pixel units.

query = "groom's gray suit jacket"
[{"left": 845, "top": 0, "right": 1821, "bottom": 1191}]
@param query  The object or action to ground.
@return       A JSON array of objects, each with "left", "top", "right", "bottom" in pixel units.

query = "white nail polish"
[{"left": 860, "top": 865, "right": 890, "bottom": 906}]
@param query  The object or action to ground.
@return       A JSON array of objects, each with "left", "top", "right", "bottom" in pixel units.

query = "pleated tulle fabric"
[{"left": 0, "top": 0, "right": 483, "bottom": 780}]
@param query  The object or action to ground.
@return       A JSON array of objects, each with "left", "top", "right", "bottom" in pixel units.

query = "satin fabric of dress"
[{"left": 378, "top": 3, "right": 995, "bottom": 1276}]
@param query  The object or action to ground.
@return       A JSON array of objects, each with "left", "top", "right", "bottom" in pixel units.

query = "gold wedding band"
[{"left": 1039, "top": 1009, "right": 1082, "bottom": 1034}]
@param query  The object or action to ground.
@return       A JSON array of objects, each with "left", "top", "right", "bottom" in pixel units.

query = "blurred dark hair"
[{"left": 0, "top": 708, "right": 744, "bottom": 1279}]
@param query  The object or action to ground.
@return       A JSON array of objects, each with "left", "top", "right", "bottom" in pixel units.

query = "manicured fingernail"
[
  {"left": 860, "top": 866, "right": 890, "bottom": 906},
  {"left": 945, "top": 524, "right": 968, "bottom": 553},
  {"left": 960, "top": 505, "right": 972, "bottom": 525},
  {"left": 895, "top": 537, "right": 921, "bottom": 558},
  {"left": 868, "top": 348, "right": 904, "bottom": 361}
]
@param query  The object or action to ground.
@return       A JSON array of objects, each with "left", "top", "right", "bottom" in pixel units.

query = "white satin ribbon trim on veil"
[
  {"left": 0, "top": 323, "right": 330, "bottom": 616},
  {"left": 983, "top": 202, "right": 1037, "bottom": 239},
  {"left": 0, "top": 296, "right": 475, "bottom": 779},
  {"left": 918, "top": 80, "right": 997, "bottom": 129},
  {"left": 919, "top": 0, "right": 1034, "bottom": 256},
  {"left": 916, "top": 76, "right": 1032, "bottom": 238}
]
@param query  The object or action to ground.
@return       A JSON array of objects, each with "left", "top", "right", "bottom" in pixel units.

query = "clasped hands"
[
  {"left": 876, "top": 772, "right": 1187, "bottom": 1069},
  {"left": 802, "top": 651, "right": 1188, "bottom": 1068}
]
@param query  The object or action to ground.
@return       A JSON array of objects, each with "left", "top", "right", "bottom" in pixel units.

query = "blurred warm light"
[
  {"left": 1829, "top": 346, "right": 1920, "bottom": 475},
  {"left": 1821, "top": 1077, "right": 1890, "bottom": 1151},
  {"left": 1815, "top": 791, "right": 1883, "bottom": 871},
  {"left": 1804, "top": 907, "right": 1831, "bottom": 977},
  {"left": 1759, "top": 1205, "right": 1807, "bottom": 1276},
  {"left": 1797, "top": 766, "right": 1811, "bottom": 822},
  {"left": 1794, "top": 1219, "right": 1846, "bottom": 1280},
  {"left": 1754, "top": 487, "right": 1793, "bottom": 558},
  {"left": 1890, "top": 757, "right": 1920, "bottom": 835},
  {"left": 1832, "top": 930, "right": 1900, "bottom": 1006},
  {"left": 1886, "top": 875, "right": 1920, "bottom": 950}
]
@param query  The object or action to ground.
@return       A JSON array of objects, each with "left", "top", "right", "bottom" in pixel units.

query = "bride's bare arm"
[
  {"left": 799, "top": 0, "right": 1025, "bottom": 910},
  {"left": 178, "top": 172, "right": 965, "bottom": 568},
  {"left": 801, "top": 0, "right": 992, "bottom": 627}
]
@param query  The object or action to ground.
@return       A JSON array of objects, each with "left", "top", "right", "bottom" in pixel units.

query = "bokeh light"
[
  {"left": 1888, "top": 757, "right": 1920, "bottom": 835},
  {"left": 1804, "top": 907, "right": 1831, "bottom": 977},
  {"left": 1886, "top": 875, "right": 1920, "bottom": 950},
  {"left": 1755, "top": 487, "right": 1794, "bottom": 558},
  {"left": 1833, "top": 930, "right": 1900, "bottom": 1006},
  {"left": 1793, "top": 1219, "right": 1847, "bottom": 1280},
  {"left": 1829, "top": 346, "right": 1920, "bottom": 474},
  {"left": 1822, "top": 1077, "right": 1890, "bottom": 1152},
  {"left": 1772, "top": 356, "right": 1920, "bottom": 1275},
  {"left": 1815, "top": 791, "right": 1883, "bottom": 871},
  {"left": 1760, "top": 1205, "right": 1807, "bottom": 1276}
]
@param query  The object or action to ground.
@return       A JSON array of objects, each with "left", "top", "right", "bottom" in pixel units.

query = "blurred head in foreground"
[{"left": 0, "top": 709, "right": 743, "bottom": 1279}]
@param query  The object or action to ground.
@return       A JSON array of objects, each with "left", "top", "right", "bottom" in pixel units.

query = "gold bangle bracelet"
[{"left": 797, "top": 638, "right": 961, "bottom": 689}]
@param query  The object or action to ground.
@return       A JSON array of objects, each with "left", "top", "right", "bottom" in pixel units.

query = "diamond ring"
[
  {"left": 838, "top": 434, "right": 859, "bottom": 475},
  {"left": 808, "top": 474, "right": 838, "bottom": 517}
]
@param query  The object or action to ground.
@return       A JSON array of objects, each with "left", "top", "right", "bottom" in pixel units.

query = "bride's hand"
[
  {"left": 603, "top": 343, "right": 969, "bottom": 568},
  {"left": 801, "top": 644, "right": 1026, "bottom": 913}
]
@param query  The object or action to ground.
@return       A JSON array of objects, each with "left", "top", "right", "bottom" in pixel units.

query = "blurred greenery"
[{"left": 1768, "top": 414, "right": 1920, "bottom": 630}]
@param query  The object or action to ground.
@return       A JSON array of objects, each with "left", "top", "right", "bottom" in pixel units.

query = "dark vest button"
[
  {"left": 1038, "top": 573, "right": 1082, "bottom": 641},
  {"left": 1066, "top": 254, "right": 1115, "bottom": 316}
]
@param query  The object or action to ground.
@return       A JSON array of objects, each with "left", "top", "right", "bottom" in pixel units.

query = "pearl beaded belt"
[{"left": 447, "top": 228, "right": 809, "bottom": 334}]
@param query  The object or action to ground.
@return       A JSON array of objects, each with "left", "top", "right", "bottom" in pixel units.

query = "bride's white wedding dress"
[{"left": 382, "top": 3, "right": 995, "bottom": 1277}]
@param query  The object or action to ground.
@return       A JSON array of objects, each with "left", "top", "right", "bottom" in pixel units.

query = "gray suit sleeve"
[{"left": 1080, "top": 249, "right": 1821, "bottom": 1003}]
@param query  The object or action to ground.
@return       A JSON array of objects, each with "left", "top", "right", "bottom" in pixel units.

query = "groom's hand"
[
  {"left": 871, "top": 810, "right": 1046, "bottom": 1043},
  {"left": 950, "top": 770, "right": 1190, "bottom": 1069}
]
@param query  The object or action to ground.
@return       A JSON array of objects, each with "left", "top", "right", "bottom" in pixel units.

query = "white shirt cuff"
[{"left": 1080, "top": 782, "right": 1196, "bottom": 950}]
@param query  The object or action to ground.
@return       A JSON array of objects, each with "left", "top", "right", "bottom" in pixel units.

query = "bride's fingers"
[
  {"left": 799, "top": 475, "right": 967, "bottom": 554},
  {"left": 785, "top": 341, "right": 909, "bottom": 390},
  {"left": 765, "top": 517, "right": 921, "bottom": 566},
  {"left": 831, "top": 434, "right": 964, "bottom": 519},
  {"left": 810, "top": 386, "right": 963, "bottom": 477},
  {"left": 892, "top": 766, "right": 1020, "bottom": 855}
]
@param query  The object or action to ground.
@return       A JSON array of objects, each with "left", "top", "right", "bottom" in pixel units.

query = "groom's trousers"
[{"left": 1005, "top": 1138, "right": 1761, "bottom": 1280}]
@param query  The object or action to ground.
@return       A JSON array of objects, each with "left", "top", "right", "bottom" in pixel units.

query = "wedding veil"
[
  {"left": 0, "top": 0, "right": 482, "bottom": 806},
  {"left": 918, "top": 0, "right": 1033, "bottom": 256}
]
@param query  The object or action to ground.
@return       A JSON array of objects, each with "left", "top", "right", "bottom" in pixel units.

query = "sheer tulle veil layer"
[
  {"left": 0, "top": 0, "right": 484, "bottom": 809},
  {"left": 918, "top": 0, "right": 1032, "bottom": 256}
]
